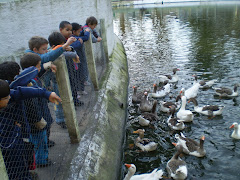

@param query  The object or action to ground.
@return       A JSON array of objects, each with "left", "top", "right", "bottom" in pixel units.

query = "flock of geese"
[{"left": 124, "top": 68, "right": 240, "bottom": 180}]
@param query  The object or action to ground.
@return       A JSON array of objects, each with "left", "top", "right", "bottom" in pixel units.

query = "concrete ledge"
[{"left": 67, "top": 35, "right": 128, "bottom": 180}]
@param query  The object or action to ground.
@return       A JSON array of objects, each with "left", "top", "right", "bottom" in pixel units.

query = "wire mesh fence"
[{"left": 0, "top": 20, "right": 107, "bottom": 180}]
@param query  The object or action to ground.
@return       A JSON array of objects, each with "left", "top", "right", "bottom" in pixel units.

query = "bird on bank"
[
  {"left": 133, "top": 129, "right": 157, "bottom": 152},
  {"left": 188, "top": 97, "right": 224, "bottom": 117},
  {"left": 213, "top": 84, "right": 239, "bottom": 97},
  {"left": 159, "top": 68, "right": 180, "bottom": 83},
  {"left": 123, "top": 163, "right": 163, "bottom": 180},
  {"left": 174, "top": 133, "right": 206, "bottom": 157},
  {"left": 166, "top": 145, "right": 188, "bottom": 180},
  {"left": 167, "top": 106, "right": 185, "bottom": 131},
  {"left": 229, "top": 122, "right": 240, "bottom": 139}
]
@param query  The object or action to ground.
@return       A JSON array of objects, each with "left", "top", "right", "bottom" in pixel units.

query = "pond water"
[{"left": 113, "top": 2, "right": 240, "bottom": 179}]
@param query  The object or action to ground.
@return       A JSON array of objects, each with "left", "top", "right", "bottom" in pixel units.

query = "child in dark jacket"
[
  {"left": 0, "top": 79, "right": 61, "bottom": 179},
  {"left": 71, "top": 22, "right": 90, "bottom": 95},
  {"left": 20, "top": 53, "right": 56, "bottom": 167}
]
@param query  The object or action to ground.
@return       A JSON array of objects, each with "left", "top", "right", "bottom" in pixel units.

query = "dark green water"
[{"left": 113, "top": 2, "right": 240, "bottom": 179}]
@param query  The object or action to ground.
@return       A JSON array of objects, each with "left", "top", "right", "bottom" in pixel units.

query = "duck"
[
  {"left": 167, "top": 106, "right": 185, "bottom": 131},
  {"left": 132, "top": 86, "right": 144, "bottom": 104},
  {"left": 133, "top": 129, "right": 157, "bottom": 152},
  {"left": 149, "top": 81, "right": 171, "bottom": 98},
  {"left": 188, "top": 97, "right": 224, "bottom": 116},
  {"left": 176, "top": 96, "right": 193, "bottom": 122},
  {"left": 159, "top": 95, "right": 181, "bottom": 113},
  {"left": 123, "top": 164, "right": 163, "bottom": 180},
  {"left": 180, "top": 82, "right": 200, "bottom": 99},
  {"left": 174, "top": 133, "right": 206, "bottom": 157},
  {"left": 138, "top": 100, "right": 159, "bottom": 126},
  {"left": 139, "top": 92, "right": 153, "bottom": 112},
  {"left": 166, "top": 146, "right": 188, "bottom": 180},
  {"left": 192, "top": 75, "right": 217, "bottom": 89},
  {"left": 213, "top": 84, "right": 239, "bottom": 97},
  {"left": 159, "top": 68, "right": 180, "bottom": 83},
  {"left": 229, "top": 122, "right": 240, "bottom": 139}
]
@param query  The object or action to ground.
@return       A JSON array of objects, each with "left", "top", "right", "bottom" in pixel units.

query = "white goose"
[
  {"left": 166, "top": 146, "right": 188, "bottom": 180},
  {"left": 177, "top": 96, "right": 193, "bottom": 122},
  {"left": 167, "top": 106, "right": 185, "bottom": 131},
  {"left": 133, "top": 129, "right": 157, "bottom": 152},
  {"left": 214, "top": 84, "right": 239, "bottom": 97},
  {"left": 229, "top": 122, "right": 240, "bottom": 139},
  {"left": 149, "top": 82, "right": 171, "bottom": 98},
  {"left": 174, "top": 133, "right": 206, "bottom": 157},
  {"left": 188, "top": 97, "right": 224, "bottom": 116},
  {"left": 124, "top": 164, "right": 163, "bottom": 180},
  {"left": 193, "top": 75, "right": 217, "bottom": 89},
  {"left": 139, "top": 92, "right": 153, "bottom": 112},
  {"left": 180, "top": 83, "right": 200, "bottom": 99},
  {"left": 159, "top": 95, "right": 181, "bottom": 113},
  {"left": 159, "top": 68, "right": 180, "bottom": 83}
]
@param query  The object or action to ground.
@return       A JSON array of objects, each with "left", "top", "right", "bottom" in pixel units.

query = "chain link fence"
[{"left": 0, "top": 20, "right": 108, "bottom": 180}]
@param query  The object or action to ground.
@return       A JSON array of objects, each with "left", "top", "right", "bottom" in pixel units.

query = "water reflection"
[{"left": 114, "top": 2, "right": 240, "bottom": 179}]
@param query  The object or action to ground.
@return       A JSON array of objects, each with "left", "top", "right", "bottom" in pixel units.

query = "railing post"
[
  {"left": 84, "top": 34, "right": 99, "bottom": 90},
  {"left": 100, "top": 19, "right": 109, "bottom": 63},
  {"left": 54, "top": 56, "right": 81, "bottom": 143},
  {"left": 0, "top": 149, "right": 8, "bottom": 180}
]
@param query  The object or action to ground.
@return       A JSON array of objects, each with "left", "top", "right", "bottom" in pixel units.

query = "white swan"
[
  {"left": 124, "top": 164, "right": 163, "bottom": 180},
  {"left": 229, "top": 122, "right": 240, "bottom": 139},
  {"left": 177, "top": 96, "right": 193, "bottom": 122},
  {"left": 133, "top": 129, "right": 157, "bottom": 152},
  {"left": 213, "top": 84, "right": 239, "bottom": 97},
  {"left": 159, "top": 68, "right": 180, "bottom": 83},
  {"left": 167, "top": 106, "right": 185, "bottom": 131},
  {"left": 188, "top": 97, "right": 224, "bottom": 116},
  {"left": 166, "top": 146, "right": 188, "bottom": 180},
  {"left": 174, "top": 133, "right": 206, "bottom": 157}
]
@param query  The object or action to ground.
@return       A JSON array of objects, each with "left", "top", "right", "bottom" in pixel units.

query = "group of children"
[{"left": 0, "top": 16, "right": 102, "bottom": 179}]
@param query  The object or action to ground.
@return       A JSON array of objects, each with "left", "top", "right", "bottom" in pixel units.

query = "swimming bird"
[
  {"left": 213, "top": 84, "right": 239, "bottom": 97},
  {"left": 229, "top": 122, "right": 240, "bottom": 139},
  {"left": 159, "top": 68, "right": 180, "bottom": 83},
  {"left": 180, "top": 82, "right": 200, "bottom": 99},
  {"left": 132, "top": 86, "right": 144, "bottom": 104},
  {"left": 138, "top": 100, "right": 159, "bottom": 126},
  {"left": 159, "top": 95, "right": 181, "bottom": 113},
  {"left": 167, "top": 106, "right": 185, "bottom": 131},
  {"left": 177, "top": 96, "right": 193, "bottom": 122},
  {"left": 166, "top": 146, "right": 188, "bottom": 180},
  {"left": 193, "top": 75, "right": 217, "bottom": 89},
  {"left": 133, "top": 129, "right": 157, "bottom": 152},
  {"left": 174, "top": 133, "right": 206, "bottom": 157},
  {"left": 123, "top": 164, "right": 163, "bottom": 180},
  {"left": 139, "top": 92, "right": 153, "bottom": 112},
  {"left": 188, "top": 97, "right": 224, "bottom": 117},
  {"left": 149, "top": 82, "right": 171, "bottom": 98}
]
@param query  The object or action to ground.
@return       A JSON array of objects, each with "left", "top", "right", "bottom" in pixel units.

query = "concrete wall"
[
  {"left": 0, "top": 0, "right": 115, "bottom": 62},
  {"left": 67, "top": 35, "right": 128, "bottom": 180}
]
